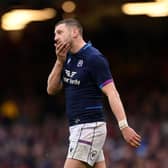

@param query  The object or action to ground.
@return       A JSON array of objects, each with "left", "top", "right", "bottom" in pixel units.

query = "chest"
[{"left": 62, "top": 57, "right": 89, "bottom": 87}]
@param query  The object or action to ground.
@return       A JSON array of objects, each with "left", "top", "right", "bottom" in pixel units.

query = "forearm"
[
  {"left": 47, "top": 60, "right": 63, "bottom": 95},
  {"left": 103, "top": 83, "right": 128, "bottom": 129},
  {"left": 108, "top": 91, "right": 129, "bottom": 130},
  {"left": 108, "top": 89, "right": 127, "bottom": 122}
]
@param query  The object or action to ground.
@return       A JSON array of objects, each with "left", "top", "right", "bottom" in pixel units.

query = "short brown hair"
[{"left": 55, "top": 18, "right": 83, "bottom": 36}]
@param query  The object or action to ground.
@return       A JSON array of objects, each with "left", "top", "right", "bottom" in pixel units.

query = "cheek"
[{"left": 63, "top": 35, "right": 70, "bottom": 42}]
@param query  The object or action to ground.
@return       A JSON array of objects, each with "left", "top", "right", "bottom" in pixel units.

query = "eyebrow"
[{"left": 55, "top": 29, "right": 63, "bottom": 34}]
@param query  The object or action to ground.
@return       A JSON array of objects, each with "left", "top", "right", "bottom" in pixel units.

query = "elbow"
[
  {"left": 47, "top": 86, "right": 56, "bottom": 95},
  {"left": 47, "top": 84, "right": 61, "bottom": 95},
  {"left": 47, "top": 79, "right": 62, "bottom": 95},
  {"left": 47, "top": 88, "right": 54, "bottom": 95}
]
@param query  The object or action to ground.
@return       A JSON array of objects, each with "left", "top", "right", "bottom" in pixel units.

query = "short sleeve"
[{"left": 89, "top": 54, "right": 113, "bottom": 88}]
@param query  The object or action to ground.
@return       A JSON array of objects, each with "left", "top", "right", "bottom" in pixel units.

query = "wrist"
[
  {"left": 56, "top": 59, "right": 64, "bottom": 66},
  {"left": 118, "top": 119, "right": 128, "bottom": 130}
]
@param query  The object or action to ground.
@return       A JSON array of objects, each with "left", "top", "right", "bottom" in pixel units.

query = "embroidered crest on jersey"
[{"left": 77, "top": 59, "right": 83, "bottom": 67}]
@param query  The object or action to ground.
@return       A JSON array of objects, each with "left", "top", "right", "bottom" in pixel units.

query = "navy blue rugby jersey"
[{"left": 62, "top": 42, "right": 113, "bottom": 126}]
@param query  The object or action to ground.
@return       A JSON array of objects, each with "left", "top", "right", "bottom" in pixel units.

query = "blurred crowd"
[{"left": 0, "top": 84, "right": 167, "bottom": 168}]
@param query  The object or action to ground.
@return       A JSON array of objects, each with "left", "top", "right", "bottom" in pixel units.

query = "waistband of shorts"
[{"left": 69, "top": 121, "right": 106, "bottom": 129}]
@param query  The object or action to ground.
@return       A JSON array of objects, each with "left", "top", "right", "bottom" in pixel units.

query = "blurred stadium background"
[{"left": 0, "top": 0, "right": 168, "bottom": 168}]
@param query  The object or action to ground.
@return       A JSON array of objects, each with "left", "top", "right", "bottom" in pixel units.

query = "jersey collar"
[{"left": 69, "top": 41, "right": 92, "bottom": 58}]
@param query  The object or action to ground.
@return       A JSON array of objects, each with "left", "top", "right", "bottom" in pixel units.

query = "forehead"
[{"left": 55, "top": 23, "right": 67, "bottom": 33}]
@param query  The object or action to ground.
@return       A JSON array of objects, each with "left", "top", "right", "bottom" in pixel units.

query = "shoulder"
[{"left": 85, "top": 46, "right": 108, "bottom": 63}]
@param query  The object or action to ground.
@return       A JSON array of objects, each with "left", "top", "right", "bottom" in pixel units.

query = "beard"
[
  {"left": 65, "top": 33, "right": 72, "bottom": 44},
  {"left": 65, "top": 35, "right": 73, "bottom": 50}
]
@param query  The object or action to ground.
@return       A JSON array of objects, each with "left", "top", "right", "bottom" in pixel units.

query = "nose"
[{"left": 55, "top": 36, "right": 61, "bottom": 45}]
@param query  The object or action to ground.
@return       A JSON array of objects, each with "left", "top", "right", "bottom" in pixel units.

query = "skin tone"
[
  {"left": 54, "top": 23, "right": 86, "bottom": 63},
  {"left": 47, "top": 23, "right": 141, "bottom": 168}
]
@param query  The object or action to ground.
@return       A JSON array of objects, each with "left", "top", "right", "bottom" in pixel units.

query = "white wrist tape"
[{"left": 118, "top": 119, "right": 128, "bottom": 130}]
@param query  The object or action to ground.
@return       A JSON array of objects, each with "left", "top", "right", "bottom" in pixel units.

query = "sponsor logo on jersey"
[
  {"left": 65, "top": 69, "right": 77, "bottom": 78},
  {"left": 64, "top": 69, "right": 80, "bottom": 86}
]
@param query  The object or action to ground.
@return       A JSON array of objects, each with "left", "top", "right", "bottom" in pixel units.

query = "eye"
[{"left": 57, "top": 30, "right": 63, "bottom": 35}]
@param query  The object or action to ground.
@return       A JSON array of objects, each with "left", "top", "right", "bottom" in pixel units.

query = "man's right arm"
[
  {"left": 47, "top": 39, "right": 71, "bottom": 95},
  {"left": 47, "top": 60, "right": 63, "bottom": 95}
]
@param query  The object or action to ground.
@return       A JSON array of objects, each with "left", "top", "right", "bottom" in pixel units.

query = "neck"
[{"left": 70, "top": 37, "right": 86, "bottom": 54}]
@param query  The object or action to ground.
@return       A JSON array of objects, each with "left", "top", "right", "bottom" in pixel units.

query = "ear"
[{"left": 72, "top": 27, "right": 79, "bottom": 38}]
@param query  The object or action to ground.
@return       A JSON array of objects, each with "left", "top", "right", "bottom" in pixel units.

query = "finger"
[
  {"left": 130, "top": 138, "right": 141, "bottom": 147},
  {"left": 62, "top": 43, "right": 71, "bottom": 53},
  {"left": 56, "top": 44, "right": 67, "bottom": 56},
  {"left": 133, "top": 140, "right": 141, "bottom": 147},
  {"left": 129, "top": 141, "right": 137, "bottom": 148},
  {"left": 135, "top": 134, "right": 141, "bottom": 140},
  {"left": 59, "top": 42, "right": 70, "bottom": 51},
  {"left": 129, "top": 140, "right": 140, "bottom": 148},
  {"left": 133, "top": 135, "right": 141, "bottom": 143},
  {"left": 56, "top": 42, "right": 65, "bottom": 51}
]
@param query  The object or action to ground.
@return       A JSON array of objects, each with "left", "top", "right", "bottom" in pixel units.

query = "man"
[{"left": 47, "top": 18, "right": 141, "bottom": 168}]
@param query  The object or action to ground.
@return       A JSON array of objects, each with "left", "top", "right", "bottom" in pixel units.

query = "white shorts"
[{"left": 67, "top": 122, "right": 107, "bottom": 167}]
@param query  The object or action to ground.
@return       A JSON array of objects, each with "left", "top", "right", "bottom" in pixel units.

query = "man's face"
[{"left": 54, "top": 23, "right": 72, "bottom": 46}]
